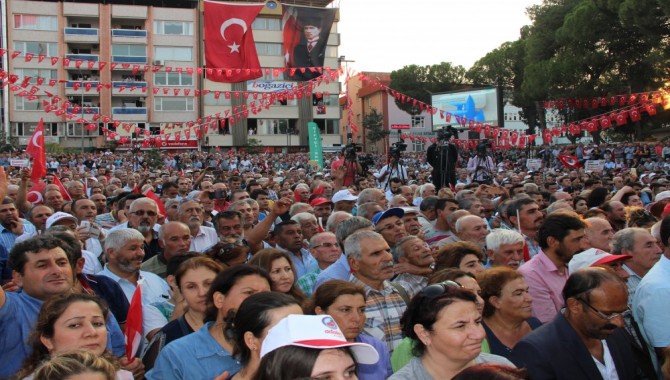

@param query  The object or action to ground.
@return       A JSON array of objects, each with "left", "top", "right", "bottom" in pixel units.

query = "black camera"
[
  {"left": 344, "top": 132, "right": 360, "bottom": 161},
  {"left": 389, "top": 141, "right": 407, "bottom": 160},
  {"left": 359, "top": 154, "right": 375, "bottom": 173},
  {"left": 476, "top": 139, "right": 492, "bottom": 157},
  {"left": 436, "top": 125, "right": 458, "bottom": 141}
]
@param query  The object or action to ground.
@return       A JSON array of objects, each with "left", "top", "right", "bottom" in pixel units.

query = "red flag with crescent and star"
[
  {"left": 26, "top": 118, "right": 47, "bottom": 183},
  {"left": 203, "top": 1, "right": 264, "bottom": 83},
  {"left": 558, "top": 154, "right": 582, "bottom": 169}
]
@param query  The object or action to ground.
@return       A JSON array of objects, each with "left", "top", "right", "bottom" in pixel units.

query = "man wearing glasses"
[
  {"left": 372, "top": 208, "right": 407, "bottom": 248},
  {"left": 112, "top": 197, "right": 161, "bottom": 261},
  {"left": 297, "top": 232, "right": 341, "bottom": 297},
  {"left": 510, "top": 268, "right": 637, "bottom": 379}
]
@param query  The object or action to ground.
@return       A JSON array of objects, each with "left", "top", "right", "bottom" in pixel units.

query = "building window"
[
  {"left": 250, "top": 118, "right": 299, "bottom": 135},
  {"left": 411, "top": 116, "right": 425, "bottom": 128},
  {"left": 111, "top": 44, "right": 146, "bottom": 57},
  {"left": 412, "top": 140, "right": 425, "bottom": 151},
  {"left": 13, "top": 41, "right": 57, "bottom": 56},
  {"left": 153, "top": 21, "right": 193, "bottom": 36},
  {"left": 14, "top": 15, "right": 57, "bottom": 31},
  {"left": 13, "top": 122, "right": 58, "bottom": 136},
  {"left": 255, "top": 43, "right": 282, "bottom": 56},
  {"left": 154, "top": 47, "right": 192, "bottom": 61},
  {"left": 252, "top": 17, "right": 281, "bottom": 31},
  {"left": 313, "top": 119, "right": 340, "bottom": 135},
  {"left": 154, "top": 72, "right": 193, "bottom": 86},
  {"left": 203, "top": 93, "right": 232, "bottom": 106},
  {"left": 154, "top": 97, "right": 194, "bottom": 111},
  {"left": 14, "top": 69, "right": 57, "bottom": 84},
  {"left": 14, "top": 96, "right": 48, "bottom": 111}
]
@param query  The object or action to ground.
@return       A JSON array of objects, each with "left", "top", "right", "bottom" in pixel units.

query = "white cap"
[
  {"left": 568, "top": 248, "right": 632, "bottom": 274},
  {"left": 332, "top": 189, "right": 358, "bottom": 203},
  {"left": 46, "top": 212, "right": 78, "bottom": 229},
  {"left": 655, "top": 190, "right": 670, "bottom": 202},
  {"left": 260, "top": 315, "right": 379, "bottom": 365}
]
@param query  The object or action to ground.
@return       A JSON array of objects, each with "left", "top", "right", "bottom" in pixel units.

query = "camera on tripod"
[
  {"left": 389, "top": 140, "right": 407, "bottom": 160},
  {"left": 436, "top": 125, "right": 458, "bottom": 142},
  {"left": 476, "top": 139, "right": 492, "bottom": 157},
  {"left": 344, "top": 133, "right": 360, "bottom": 161}
]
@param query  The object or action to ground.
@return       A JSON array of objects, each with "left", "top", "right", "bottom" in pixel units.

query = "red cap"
[
  {"left": 310, "top": 197, "right": 332, "bottom": 207},
  {"left": 663, "top": 202, "right": 670, "bottom": 218}
]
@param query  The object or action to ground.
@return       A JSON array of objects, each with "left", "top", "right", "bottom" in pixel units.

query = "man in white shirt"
[{"left": 178, "top": 199, "right": 218, "bottom": 252}]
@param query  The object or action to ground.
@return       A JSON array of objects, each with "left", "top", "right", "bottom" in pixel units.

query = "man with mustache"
[
  {"left": 275, "top": 220, "right": 318, "bottom": 278},
  {"left": 0, "top": 197, "right": 37, "bottom": 252},
  {"left": 519, "top": 211, "right": 586, "bottom": 323},
  {"left": 121, "top": 197, "right": 161, "bottom": 261},
  {"left": 345, "top": 230, "right": 406, "bottom": 352},
  {"left": 486, "top": 229, "right": 526, "bottom": 269},
  {"left": 141, "top": 222, "right": 192, "bottom": 279},
  {"left": 177, "top": 199, "right": 217, "bottom": 253},
  {"left": 511, "top": 268, "right": 637, "bottom": 379},
  {"left": 508, "top": 197, "right": 545, "bottom": 260}
]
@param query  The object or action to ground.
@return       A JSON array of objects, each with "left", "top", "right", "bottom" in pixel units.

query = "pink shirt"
[{"left": 518, "top": 250, "right": 569, "bottom": 323}]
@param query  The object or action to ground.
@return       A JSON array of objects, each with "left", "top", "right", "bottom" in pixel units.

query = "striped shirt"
[
  {"left": 0, "top": 220, "right": 37, "bottom": 252},
  {"left": 349, "top": 274, "right": 406, "bottom": 352}
]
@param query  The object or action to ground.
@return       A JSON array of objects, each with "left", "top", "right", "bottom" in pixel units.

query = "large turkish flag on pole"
[
  {"left": 26, "top": 118, "right": 46, "bottom": 183},
  {"left": 203, "top": 1, "right": 264, "bottom": 83}
]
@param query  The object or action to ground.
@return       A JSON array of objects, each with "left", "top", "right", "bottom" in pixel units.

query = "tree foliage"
[
  {"left": 389, "top": 62, "right": 468, "bottom": 115},
  {"left": 363, "top": 108, "right": 389, "bottom": 152}
]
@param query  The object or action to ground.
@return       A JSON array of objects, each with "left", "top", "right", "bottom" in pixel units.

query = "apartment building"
[{"left": 4, "top": 0, "right": 341, "bottom": 152}]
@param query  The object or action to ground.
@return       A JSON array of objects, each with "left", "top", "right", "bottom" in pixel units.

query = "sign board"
[
  {"left": 307, "top": 122, "right": 323, "bottom": 169},
  {"left": 246, "top": 81, "right": 297, "bottom": 93},
  {"left": 391, "top": 124, "right": 411, "bottom": 130},
  {"left": 10, "top": 159, "right": 29, "bottom": 167},
  {"left": 584, "top": 160, "right": 605, "bottom": 172},
  {"left": 526, "top": 159, "right": 543, "bottom": 171}
]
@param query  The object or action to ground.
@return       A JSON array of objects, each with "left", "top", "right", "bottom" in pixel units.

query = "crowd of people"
[{"left": 1, "top": 140, "right": 670, "bottom": 379}]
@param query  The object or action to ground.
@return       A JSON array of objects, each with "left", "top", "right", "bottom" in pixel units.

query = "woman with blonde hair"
[{"left": 33, "top": 350, "right": 118, "bottom": 380}]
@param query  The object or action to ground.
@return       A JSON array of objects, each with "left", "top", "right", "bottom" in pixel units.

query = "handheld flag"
[{"left": 26, "top": 119, "right": 46, "bottom": 183}]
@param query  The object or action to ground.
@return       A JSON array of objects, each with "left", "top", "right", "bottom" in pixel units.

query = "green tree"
[
  {"left": 390, "top": 62, "right": 468, "bottom": 115},
  {"left": 363, "top": 108, "right": 389, "bottom": 153}
]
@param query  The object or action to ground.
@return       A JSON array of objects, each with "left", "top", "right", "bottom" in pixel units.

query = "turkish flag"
[
  {"left": 558, "top": 154, "right": 582, "bottom": 169},
  {"left": 52, "top": 176, "right": 73, "bottom": 201},
  {"left": 125, "top": 282, "right": 143, "bottom": 361},
  {"left": 203, "top": 1, "right": 264, "bottom": 83},
  {"left": 26, "top": 119, "right": 47, "bottom": 183}
]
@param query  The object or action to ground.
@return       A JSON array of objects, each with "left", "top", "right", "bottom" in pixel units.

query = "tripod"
[
  {"left": 383, "top": 155, "right": 406, "bottom": 192},
  {"left": 470, "top": 153, "right": 495, "bottom": 185},
  {"left": 428, "top": 140, "right": 458, "bottom": 189}
]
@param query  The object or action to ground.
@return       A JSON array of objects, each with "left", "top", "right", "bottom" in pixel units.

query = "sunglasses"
[
  {"left": 420, "top": 280, "right": 462, "bottom": 299},
  {"left": 131, "top": 210, "right": 157, "bottom": 217}
]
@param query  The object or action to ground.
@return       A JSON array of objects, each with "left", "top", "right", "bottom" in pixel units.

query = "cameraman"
[
  {"left": 376, "top": 157, "right": 408, "bottom": 191},
  {"left": 467, "top": 141, "right": 496, "bottom": 184},
  {"left": 330, "top": 147, "right": 362, "bottom": 187}
]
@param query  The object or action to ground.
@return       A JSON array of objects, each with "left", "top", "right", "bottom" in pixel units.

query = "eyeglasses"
[
  {"left": 376, "top": 220, "right": 404, "bottom": 233},
  {"left": 420, "top": 280, "right": 462, "bottom": 299},
  {"left": 312, "top": 242, "right": 339, "bottom": 249},
  {"left": 131, "top": 210, "right": 157, "bottom": 217},
  {"left": 577, "top": 298, "right": 631, "bottom": 321}
]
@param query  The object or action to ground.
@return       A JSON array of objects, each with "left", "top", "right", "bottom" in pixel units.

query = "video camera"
[
  {"left": 389, "top": 140, "right": 407, "bottom": 160},
  {"left": 436, "top": 125, "right": 459, "bottom": 142},
  {"left": 476, "top": 139, "right": 492, "bottom": 157},
  {"left": 344, "top": 133, "right": 359, "bottom": 161}
]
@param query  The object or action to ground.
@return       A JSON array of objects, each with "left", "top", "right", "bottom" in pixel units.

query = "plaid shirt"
[
  {"left": 393, "top": 273, "right": 427, "bottom": 299},
  {"left": 349, "top": 274, "right": 406, "bottom": 352}
]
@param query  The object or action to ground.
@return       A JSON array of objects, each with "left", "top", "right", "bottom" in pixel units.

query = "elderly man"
[
  {"left": 346, "top": 230, "right": 407, "bottom": 352},
  {"left": 581, "top": 217, "right": 615, "bottom": 252},
  {"left": 358, "top": 188, "right": 388, "bottom": 210},
  {"left": 291, "top": 212, "right": 320, "bottom": 242},
  {"left": 510, "top": 269, "right": 637, "bottom": 379},
  {"left": 357, "top": 202, "right": 383, "bottom": 221},
  {"left": 297, "top": 232, "right": 341, "bottom": 296},
  {"left": 373, "top": 208, "right": 408, "bottom": 248},
  {"left": 519, "top": 212, "right": 586, "bottom": 323},
  {"left": 66, "top": 180, "right": 86, "bottom": 200},
  {"left": 228, "top": 199, "right": 255, "bottom": 231},
  {"left": 100, "top": 228, "right": 170, "bottom": 304},
  {"left": 113, "top": 197, "right": 162, "bottom": 261},
  {"left": 141, "top": 222, "right": 192, "bottom": 278},
  {"left": 459, "top": 197, "right": 484, "bottom": 218},
  {"left": 436, "top": 214, "right": 489, "bottom": 249},
  {"left": 392, "top": 235, "right": 434, "bottom": 298},
  {"left": 214, "top": 210, "right": 244, "bottom": 240},
  {"left": 611, "top": 227, "right": 663, "bottom": 303},
  {"left": 400, "top": 207, "right": 423, "bottom": 237},
  {"left": 310, "top": 197, "right": 333, "bottom": 226},
  {"left": 486, "top": 229, "right": 526, "bottom": 269},
  {"left": 43, "top": 188, "right": 65, "bottom": 212},
  {"left": 178, "top": 199, "right": 218, "bottom": 252}
]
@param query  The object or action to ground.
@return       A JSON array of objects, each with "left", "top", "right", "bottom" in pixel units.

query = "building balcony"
[
  {"left": 112, "top": 81, "right": 147, "bottom": 95},
  {"left": 111, "top": 29, "right": 147, "bottom": 44},
  {"left": 65, "top": 81, "right": 100, "bottom": 95},
  {"left": 66, "top": 107, "right": 100, "bottom": 115},
  {"left": 64, "top": 27, "right": 99, "bottom": 43},
  {"left": 112, "top": 107, "right": 147, "bottom": 121},
  {"left": 111, "top": 56, "right": 148, "bottom": 64}
]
